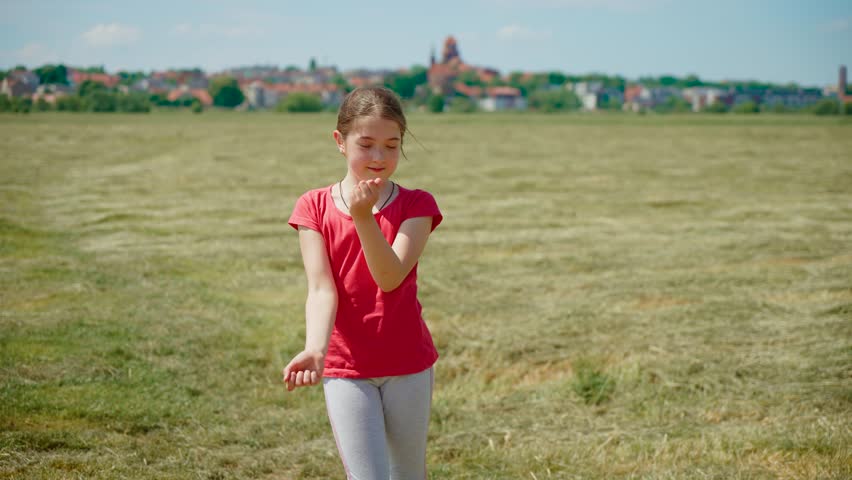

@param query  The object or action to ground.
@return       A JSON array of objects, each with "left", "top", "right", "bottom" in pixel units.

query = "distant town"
[{"left": 1, "top": 36, "right": 850, "bottom": 114}]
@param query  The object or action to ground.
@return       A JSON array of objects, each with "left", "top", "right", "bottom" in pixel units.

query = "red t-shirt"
[{"left": 288, "top": 184, "right": 443, "bottom": 378}]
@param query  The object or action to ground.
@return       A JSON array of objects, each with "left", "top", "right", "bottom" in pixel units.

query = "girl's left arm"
[{"left": 351, "top": 214, "right": 433, "bottom": 292}]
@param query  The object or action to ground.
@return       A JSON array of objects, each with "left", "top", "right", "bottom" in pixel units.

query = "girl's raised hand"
[
  {"left": 348, "top": 178, "right": 384, "bottom": 217},
  {"left": 282, "top": 350, "right": 325, "bottom": 392}
]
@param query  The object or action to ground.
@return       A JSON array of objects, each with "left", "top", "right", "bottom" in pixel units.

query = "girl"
[{"left": 283, "top": 86, "right": 442, "bottom": 479}]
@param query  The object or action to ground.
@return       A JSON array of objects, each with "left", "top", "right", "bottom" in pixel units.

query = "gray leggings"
[{"left": 322, "top": 366, "right": 434, "bottom": 480}]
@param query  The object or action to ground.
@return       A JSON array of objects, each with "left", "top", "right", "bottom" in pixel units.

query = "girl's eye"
[{"left": 386, "top": 145, "right": 398, "bottom": 150}]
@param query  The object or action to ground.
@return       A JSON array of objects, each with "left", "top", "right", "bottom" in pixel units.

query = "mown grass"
[{"left": 1, "top": 112, "right": 850, "bottom": 479}]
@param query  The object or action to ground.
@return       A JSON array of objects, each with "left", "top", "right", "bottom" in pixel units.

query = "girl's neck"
[{"left": 340, "top": 175, "right": 394, "bottom": 194}]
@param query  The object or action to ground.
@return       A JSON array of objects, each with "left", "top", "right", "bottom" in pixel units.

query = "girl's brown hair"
[{"left": 336, "top": 86, "right": 408, "bottom": 155}]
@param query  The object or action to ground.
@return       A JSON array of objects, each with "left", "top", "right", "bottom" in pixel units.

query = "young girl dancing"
[{"left": 283, "top": 86, "right": 442, "bottom": 479}]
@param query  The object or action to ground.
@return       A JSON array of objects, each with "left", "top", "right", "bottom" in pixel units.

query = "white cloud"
[
  {"left": 82, "top": 23, "right": 141, "bottom": 47},
  {"left": 497, "top": 25, "right": 552, "bottom": 41},
  {"left": 819, "top": 17, "right": 850, "bottom": 33},
  {"left": 171, "top": 23, "right": 265, "bottom": 39}
]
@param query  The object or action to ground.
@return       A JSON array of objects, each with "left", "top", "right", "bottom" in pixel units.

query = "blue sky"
[{"left": 1, "top": 0, "right": 850, "bottom": 87}]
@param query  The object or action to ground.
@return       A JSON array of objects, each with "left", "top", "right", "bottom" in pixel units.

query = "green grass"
[{"left": 1, "top": 112, "right": 850, "bottom": 479}]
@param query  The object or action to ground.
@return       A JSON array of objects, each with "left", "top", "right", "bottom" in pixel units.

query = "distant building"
[
  {"left": 623, "top": 85, "right": 681, "bottom": 111},
  {"left": 682, "top": 87, "right": 730, "bottom": 111},
  {"left": 151, "top": 70, "right": 206, "bottom": 89},
  {"left": 1, "top": 69, "right": 40, "bottom": 97},
  {"left": 131, "top": 77, "right": 170, "bottom": 93},
  {"left": 69, "top": 70, "right": 120, "bottom": 88},
  {"left": 569, "top": 82, "right": 603, "bottom": 110},
  {"left": 839, "top": 65, "right": 850, "bottom": 105},
  {"left": 479, "top": 86, "right": 526, "bottom": 111},
  {"left": 452, "top": 83, "right": 526, "bottom": 111},
  {"left": 343, "top": 69, "right": 390, "bottom": 89},
  {"left": 240, "top": 80, "right": 343, "bottom": 109},
  {"left": 427, "top": 36, "right": 500, "bottom": 97},
  {"left": 761, "top": 88, "right": 822, "bottom": 109}
]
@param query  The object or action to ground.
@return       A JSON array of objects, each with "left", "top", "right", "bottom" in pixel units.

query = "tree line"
[{"left": 2, "top": 63, "right": 850, "bottom": 115}]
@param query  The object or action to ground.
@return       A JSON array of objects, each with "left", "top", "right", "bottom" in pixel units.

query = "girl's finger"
[
  {"left": 360, "top": 180, "right": 378, "bottom": 195},
  {"left": 295, "top": 371, "right": 305, "bottom": 386},
  {"left": 310, "top": 371, "right": 318, "bottom": 385}
]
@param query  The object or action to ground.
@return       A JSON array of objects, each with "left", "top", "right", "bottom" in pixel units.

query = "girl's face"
[{"left": 334, "top": 116, "right": 401, "bottom": 183}]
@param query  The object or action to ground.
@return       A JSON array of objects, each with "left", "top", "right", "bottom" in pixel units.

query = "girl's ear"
[{"left": 333, "top": 130, "right": 345, "bottom": 154}]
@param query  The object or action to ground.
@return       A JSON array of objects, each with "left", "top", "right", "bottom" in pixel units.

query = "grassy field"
[{"left": 1, "top": 112, "right": 850, "bottom": 479}]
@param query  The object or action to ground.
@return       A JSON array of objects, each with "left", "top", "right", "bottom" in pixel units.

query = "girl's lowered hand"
[
  {"left": 348, "top": 178, "right": 384, "bottom": 217},
  {"left": 282, "top": 350, "right": 325, "bottom": 391}
]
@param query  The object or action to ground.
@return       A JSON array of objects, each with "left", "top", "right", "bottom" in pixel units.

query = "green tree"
[
  {"left": 659, "top": 75, "right": 678, "bottom": 87},
  {"left": 77, "top": 65, "right": 106, "bottom": 73},
  {"left": 191, "top": 99, "right": 203, "bottom": 114},
  {"left": 11, "top": 97, "right": 32, "bottom": 113},
  {"left": 732, "top": 100, "right": 759, "bottom": 114},
  {"left": 385, "top": 66, "right": 429, "bottom": 99},
  {"left": 654, "top": 96, "right": 692, "bottom": 113},
  {"left": 704, "top": 100, "right": 729, "bottom": 113},
  {"left": 331, "top": 74, "right": 353, "bottom": 94},
  {"left": 599, "top": 94, "right": 623, "bottom": 111},
  {"left": 277, "top": 92, "right": 323, "bottom": 112},
  {"left": 308, "top": 57, "right": 317, "bottom": 72},
  {"left": 117, "top": 70, "right": 146, "bottom": 87},
  {"left": 547, "top": 71, "right": 567, "bottom": 86},
  {"left": 844, "top": 102, "right": 852, "bottom": 115},
  {"left": 55, "top": 95, "right": 84, "bottom": 112},
  {"left": 427, "top": 94, "right": 444, "bottom": 113},
  {"left": 762, "top": 102, "right": 788, "bottom": 114},
  {"left": 116, "top": 92, "right": 151, "bottom": 113},
  {"left": 149, "top": 93, "right": 178, "bottom": 107},
  {"left": 87, "top": 91, "right": 117, "bottom": 112},
  {"left": 507, "top": 71, "right": 529, "bottom": 97},
  {"left": 449, "top": 96, "right": 477, "bottom": 113},
  {"left": 528, "top": 89, "right": 581, "bottom": 112},
  {"left": 680, "top": 74, "right": 703, "bottom": 88},
  {"left": 457, "top": 70, "right": 484, "bottom": 87},
  {"left": 35, "top": 97, "right": 51, "bottom": 112},
  {"left": 409, "top": 65, "right": 428, "bottom": 85},
  {"left": 812, "top": 99, "right": 840, "bottom": 115},
  {"left": 34, "top": 64, "right": 69, "bottom": 85},
  {"left": 0, "top": 94, "right": 11, "bottom": 112},
  {"left": 77, "top": 79, "right": 108, "bottom": 97},
  {"left": 487, "top": 76, "right": 507, "bottom": 87},
  {"left": 209, "top": 76, "right": 244, "bottom": 108}
]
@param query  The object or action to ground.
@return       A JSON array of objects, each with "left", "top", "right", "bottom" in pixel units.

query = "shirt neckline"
[{"left": 327, "top": 183, "right": 402, "bottom": 220}]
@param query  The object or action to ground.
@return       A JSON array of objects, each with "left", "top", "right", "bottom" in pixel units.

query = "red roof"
[
  {"left": 167, "top": 88, "right": 212, "bottom": 106},
  {"left": 347, "top": 76, "right": 381, "bottom": 88},
  {"left": 624, "top": 85, "right": 644, "bottom": 102},
  {"left": 71, "top": 71, "right": 120, "bottom": 88}
]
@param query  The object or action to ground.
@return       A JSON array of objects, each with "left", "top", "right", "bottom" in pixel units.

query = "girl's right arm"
[{"left": 282, "top": 226, "right": 338, "bottom": 391}]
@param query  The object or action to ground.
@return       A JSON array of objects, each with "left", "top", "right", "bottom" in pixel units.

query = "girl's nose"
[{"left": 371, "top": 148, "right": 383, "bottom": 161}]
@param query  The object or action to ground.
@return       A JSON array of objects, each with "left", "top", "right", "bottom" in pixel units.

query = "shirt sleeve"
[
  {"left": 405, "top": 190, "right": 443, "bottom": 232},
  {"left": 288, "top": 192, "right": 320, "bottom": 231}
]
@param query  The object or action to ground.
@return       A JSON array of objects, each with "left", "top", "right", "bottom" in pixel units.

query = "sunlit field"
[{"left": 1, "top": 112, "right": 850, "bottom": 479}]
